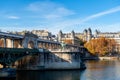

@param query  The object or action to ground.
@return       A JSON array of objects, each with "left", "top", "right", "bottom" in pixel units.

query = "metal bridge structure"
[{"left": 0, "top": 31, "right": 86, "bottom": 69}]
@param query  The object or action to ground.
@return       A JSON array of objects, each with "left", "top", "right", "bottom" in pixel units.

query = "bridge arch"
[
  {"left": 22, "top": 33, "right": 38, "bottom": 48},
  {"left": 0, "top": 48, "right": 40, "bottom": 68},
  {"left": 28, "top": 40, "right": 35, "bottom": 49}
]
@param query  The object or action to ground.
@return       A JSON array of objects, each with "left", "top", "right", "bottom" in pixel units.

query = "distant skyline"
[{"left": 0, "top": 0, "right": 120, "bottom": 34}]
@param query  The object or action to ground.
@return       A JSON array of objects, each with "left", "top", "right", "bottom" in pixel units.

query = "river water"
[{"left": 5, "top": 60, "right": 120, "bottom": 80}]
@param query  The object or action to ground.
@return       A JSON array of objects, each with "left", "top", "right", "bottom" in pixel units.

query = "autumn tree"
[{"left": 84, "top": 37, "right": 116, "bottom": 56}]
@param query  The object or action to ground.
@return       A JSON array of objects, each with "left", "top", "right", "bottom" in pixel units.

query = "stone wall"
[{"left": 16, "top": 51, "right": 83, "bottom": 70}]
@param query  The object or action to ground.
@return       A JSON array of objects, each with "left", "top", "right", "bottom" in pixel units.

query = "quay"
[{"left": 99, "top": 57, "right": 118, "bottom": 60}]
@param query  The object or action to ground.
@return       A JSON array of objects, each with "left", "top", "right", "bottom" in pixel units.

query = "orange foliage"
[{"left": 84, "top": 37, "right": 116, "bottom": 56}]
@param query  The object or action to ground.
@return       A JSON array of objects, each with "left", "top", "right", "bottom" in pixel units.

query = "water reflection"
[
  {"left": 16, "top": 70, "right": 80, "bottom": 80},
  {"left": 81, "top": 60, "right": 120, "bottom": 80},
  {"left": 0, "top": 77, "right": 16, "bottom": 80},
  {"left": 2, "top": 60, "right": 120, "bottom": 80}
]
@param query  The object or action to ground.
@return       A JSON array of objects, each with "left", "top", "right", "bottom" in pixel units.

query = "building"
[
  {"left": 57, "top": 30, "right": 83, "bottom": 46},
  {"left": 31, "top": 30, "right": 52, "bottom": 40},
  {"left": 77, "top": 28, "right": 120, "bottom": 53},
  {"left": 93, "top": 30, "right": 120, "bottom": 52},
  {"left": 11, "top": 30, "right": 57, "bottom": 41},
  {"left": 75, "top": 28, "right": 92, "bottom": 42},
  {"left": 57, "top": 28, "right": 120, "bottom": 53},
  {"left": 57, "top": 28, "right": 93, "bottom": 46}
]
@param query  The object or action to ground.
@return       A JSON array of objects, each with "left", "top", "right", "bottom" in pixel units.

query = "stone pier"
[{"left": 15, "top": 50, "right": 84, "bottom": 70}]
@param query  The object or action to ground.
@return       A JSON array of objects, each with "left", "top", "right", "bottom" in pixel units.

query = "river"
[{"left": 3, "top": 60, "right": 120, "bottom": 80}]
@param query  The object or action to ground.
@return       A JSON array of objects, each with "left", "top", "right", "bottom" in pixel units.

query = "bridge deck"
[{"left": 0, "top": 47, "right": 40, "bottom": 54}]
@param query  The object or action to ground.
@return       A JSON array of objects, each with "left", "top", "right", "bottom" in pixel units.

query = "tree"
[{"left": 84, "top": 37, "right": 116, "bottom": 56}]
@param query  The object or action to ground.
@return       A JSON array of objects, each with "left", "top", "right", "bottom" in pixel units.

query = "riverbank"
[{"left": 99, "top": 57, "right": 118, "bottom": 60}]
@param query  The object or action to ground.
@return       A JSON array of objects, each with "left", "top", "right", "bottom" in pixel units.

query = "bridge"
[
  {"left": 0, "top": 31, "right": 86, "bottom": 70},
  {"left": 0, "top": 48, "right": 40, "bottom": 67}
]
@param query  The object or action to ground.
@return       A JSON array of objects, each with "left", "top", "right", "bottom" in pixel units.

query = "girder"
[{"left": 0, "top": 48, "right": 40, "bottom": 66}]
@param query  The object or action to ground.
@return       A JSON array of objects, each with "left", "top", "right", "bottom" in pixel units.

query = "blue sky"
[{"left": 0, "top": 0, "right": 120, "bottom": 34}]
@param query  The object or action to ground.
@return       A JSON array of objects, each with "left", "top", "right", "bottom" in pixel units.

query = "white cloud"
[
  {"left": 27, "top": 1, "right": 75, "bottom": 19},
  {"left": 7, "top": 16, "right": 20, "bottom": 19},
  {"left": 27, "top": 1, "right": 57, "bottom": 12},
  {"left": 45, "top": 7, "right": 75, "bottom": 19},
  {"left": 47, "top": 6, "right": 120, "bottom": 33},
  {"left": 81, "top": 6, "right": 120, "bottom": 23}
]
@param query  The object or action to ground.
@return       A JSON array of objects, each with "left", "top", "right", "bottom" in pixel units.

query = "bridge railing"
[
  {"left": 0, "top": 32, "right": 23, "bottom": 38},
  {"left": 49, "top": 49, "right": 80, "bottom": 52}
]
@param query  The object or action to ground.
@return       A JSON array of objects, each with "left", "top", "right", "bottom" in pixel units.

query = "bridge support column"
[
  {"left": 38, "top": 42, "right": 42, "bottom": 48},
  {"left": 19, "top": 40, "right": 23, "bottom": 48},
  {"left": 41, "top": 43, "right": 43, "bottom": 48},
  {"left": 3, "top": 38, "right": 6, "bottom": 48},
  {"left": 59, "top": 45, "right": 60, "bottom": 49},
  {"left": 43, "top": 43, "right": 45, "bottom": 48},
  {"left": 45, "top": 43, "right": 48, "bottom": 48},
  {"left": 35, "top": 41, "right": 38, "bottom": 48},
  {"left": 49, "top": 43, "right": 52, "bottom": 49},
  {"left": 51, "top": 44, "right": 53, "bottom": 49},
  {"left": 11, "top": 39, "right": 14, "bottom": 48},
  {"left": 54, "top": 44, "right": 56, "bottom": 49},
  {"left": 53, "top": 44, "right": 55, "bottom": 49},
  {"left": 56, "top": 44, "right": 59, "bottom": 49},
  {"left": 46, "top": 43, "right": 48, "bottom": 49},
  {"left": 39, "top": 53, "right": 45, "bottom": 67},
  {"left": 55, "top": 44, "right": 57, "bottom": 49}
]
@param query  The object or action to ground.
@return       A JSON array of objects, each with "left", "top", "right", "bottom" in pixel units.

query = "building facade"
[
  {"left": 57, "top": 28, "right": 93, "bottom": 46},
  {"left": 11, "top": 30, "right": 57, "bottom": 41},
  {"left": 57, "top": 28, "right": 120, "bottom": 53},
  {"left": 57, "top": 30, "right": 81, "bottom": 46},
  {"left": 93, "top": 30, "right": 120, "bottom": 52},
  {"left": 31, "top": 30, "right": 53, "bottom": 40}
]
